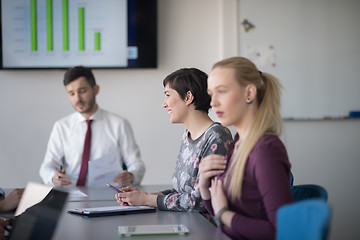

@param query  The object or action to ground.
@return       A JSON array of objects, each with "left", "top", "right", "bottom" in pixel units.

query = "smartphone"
[
  {"left": 106, "top": 183, "right": 122, "bottom": 193},
  {"left": 118, "top": 224, "right": 189, "bottom": 237}
]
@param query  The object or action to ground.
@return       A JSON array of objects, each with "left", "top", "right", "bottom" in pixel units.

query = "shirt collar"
[{"left": 74, "top": 108, "right": 102, "bottom": 123}]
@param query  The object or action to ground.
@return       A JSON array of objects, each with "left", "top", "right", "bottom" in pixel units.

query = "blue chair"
[
  {"left": 276, "top": 199, "right": 331, "bottom": 240},
  {"left": 291, "top": 184, "right": 328, "bottom": 202},
  {"left": 290, "top": 171, "right": 294, "bottom": 185},
  {"left": 289, "top": 172, "right": 328, "bottom": 202}
]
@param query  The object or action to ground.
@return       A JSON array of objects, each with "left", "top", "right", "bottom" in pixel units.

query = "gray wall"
[
  {"left": 238, "top": 0, "right": 360, "bottom": 118},
  {"left": 282, "top": 119, "right": 360, "bottom": 240},
  {"left": 0, "top": 0, "right": 359, "bottom": 239}
]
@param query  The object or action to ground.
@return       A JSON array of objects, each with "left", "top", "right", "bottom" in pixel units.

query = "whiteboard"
[{"left": 238, "top": 0, "right": 360, "bottom": 119}]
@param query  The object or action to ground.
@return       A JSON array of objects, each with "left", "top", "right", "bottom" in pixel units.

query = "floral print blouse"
[{"left": 156, "top": 123, "right": 233, "bottom": 212}]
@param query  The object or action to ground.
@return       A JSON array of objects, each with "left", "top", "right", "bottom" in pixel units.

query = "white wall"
[
  {"left": 0, "top": 0, "right": 359, "bottom": 239},
  {"left": 0, "top": 0, "right": 224, "bottom": 187}
]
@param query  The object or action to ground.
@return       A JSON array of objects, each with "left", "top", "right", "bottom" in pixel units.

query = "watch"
[
  {"left": 0, "top": 188, "right": 5, "bottom": 200},
  {"left": 213, "top": 207, "right": 228, "bottom": 226}
]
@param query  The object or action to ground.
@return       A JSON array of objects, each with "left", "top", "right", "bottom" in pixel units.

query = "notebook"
[
  {"left": 8, "top": 182, "right": 68, "bottom": 240},
  {"left": 68, "top": 205, "right": 156, "bottom": 217}
]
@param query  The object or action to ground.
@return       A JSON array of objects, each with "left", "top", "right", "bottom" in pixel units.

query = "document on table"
[
  {"left": 88, "top": 150, "right": 121, "bottom": 187},
  {"left": 67, "top": 189, "right": 87, "bottom": 197}
]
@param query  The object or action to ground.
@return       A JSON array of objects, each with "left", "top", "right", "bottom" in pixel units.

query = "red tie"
[{"left": 77, "top": 119, "right": 93, "bottom": 186}]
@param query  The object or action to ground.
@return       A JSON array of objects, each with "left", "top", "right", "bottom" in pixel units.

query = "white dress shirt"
[{"left": 39, "top": 108, "right": 145, "bottom": 186}]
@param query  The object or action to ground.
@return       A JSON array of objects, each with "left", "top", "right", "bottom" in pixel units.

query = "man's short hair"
[{"left": 63, "top": 66, "right": 96, "bottom": 86}]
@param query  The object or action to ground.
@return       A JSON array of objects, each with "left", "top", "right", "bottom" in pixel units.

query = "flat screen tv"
[{"left": 0, "top": 0, "right": 157, "bottom": 69}]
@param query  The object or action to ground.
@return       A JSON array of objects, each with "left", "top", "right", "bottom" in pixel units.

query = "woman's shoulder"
[
  {"left": 252, "top": 134, "right": 287, "bottom": 159},
  {"left": 203, "top": 123, "right": 233, "bottom": 147},
  {"left": 256, "top": 134, "right": 283, "bottom": 146},
  {"left": 249, "top": 134, "right": 290, "bottom": 174},
  {"left": 207, "top": 122, "right": 232, "bottom": 136}
]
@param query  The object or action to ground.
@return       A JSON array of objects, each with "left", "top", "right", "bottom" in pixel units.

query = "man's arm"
[
  {"left": 118, "top": 119, "right": 145, "bottom": 185},
  {"left": 39, "top": 123, "right": 70, "bottom": 185}
]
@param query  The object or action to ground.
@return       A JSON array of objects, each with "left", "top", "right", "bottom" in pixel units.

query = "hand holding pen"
[
  {"left": 52, "top": 165, "right": 72, "bottom": 186},
  {"left": 107, "top": 183, "right": 129, "bottom": 206}
]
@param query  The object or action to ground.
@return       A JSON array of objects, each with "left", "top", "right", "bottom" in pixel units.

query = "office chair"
[
  {"left": 289, "top": 172, "right": 328, "bottom": 202},
  {"left": 276, "top": 199, "right": 331, "bottom": 240},
  {"left": 291, "top": 184, "right": 328, "bottom": 202}
]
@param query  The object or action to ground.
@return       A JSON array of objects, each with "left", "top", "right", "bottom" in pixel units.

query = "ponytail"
[{"left": 213, "top": 57, "right": 283, "bottom": 201}]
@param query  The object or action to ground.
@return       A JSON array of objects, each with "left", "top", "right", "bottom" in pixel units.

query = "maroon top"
[{"left": 203, "top": 134, "right": 293, "bottom": 240}]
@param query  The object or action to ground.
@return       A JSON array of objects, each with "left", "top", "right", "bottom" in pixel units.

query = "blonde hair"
[{"left": 213, "top": 57, "right": 283, "bottom": 201}]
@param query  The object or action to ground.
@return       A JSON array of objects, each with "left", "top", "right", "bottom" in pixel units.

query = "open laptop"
[{"left": 6, "top": 182, "right": 68, "bottom": 240}]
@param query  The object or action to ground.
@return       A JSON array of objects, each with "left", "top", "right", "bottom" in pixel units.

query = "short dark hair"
[
  {"left": 163, "top": 68, "right": 211, "bottom": 113},
  {"left": 63, "top": 66, "right": 96, "bottom": 86}
]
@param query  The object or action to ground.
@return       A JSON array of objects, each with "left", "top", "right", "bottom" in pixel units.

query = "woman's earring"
[{"left": 247, "top": 98, "right": 252, "bottom": 104}]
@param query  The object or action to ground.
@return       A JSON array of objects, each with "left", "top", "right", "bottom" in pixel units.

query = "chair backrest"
[
  {"left": 290, "top": 171, "right": 294, "bottom": 185},
  {"left": 289, "top": 172, "right": 328, "bottom": 201},
  {"left": 291, "top": 184, "right": 328, "bottom": 202},
  {"left": 276, "top": 199, "right": 331, "bottom": 240}
]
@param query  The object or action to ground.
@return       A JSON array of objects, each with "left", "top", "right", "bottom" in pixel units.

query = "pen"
[
  {"left": 58, "top": 165, "right": 63, "bottom": 179},
  {"left": 106, "top": 183, "right": 122, "bottom": 193}
]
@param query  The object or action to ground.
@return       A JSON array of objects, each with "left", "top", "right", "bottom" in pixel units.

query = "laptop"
[{"left": 6, "top": 182, "right": 68, "bottom": 240}]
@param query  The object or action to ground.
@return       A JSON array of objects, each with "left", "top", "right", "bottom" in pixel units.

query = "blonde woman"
[{"left": 199, "top": 57, "right": 293, "bottom": 239}]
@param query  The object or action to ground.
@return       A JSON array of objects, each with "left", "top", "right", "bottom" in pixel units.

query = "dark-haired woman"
[{"left": 115, "top": 68, "right": 233, "bottom": 212}]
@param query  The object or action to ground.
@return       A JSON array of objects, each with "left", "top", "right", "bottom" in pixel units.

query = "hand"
[
  {"left": 115, "top": 190, "right": 156, "bottom": 207},
  {"left": 199, "top": 154, "right": 227, "bottom": 199},
  {"left": 119, "top": 186, "right": 138, "bottom": 192},
  {"left": 199, "top": 154, "right": 227, "bottom": 189},
  {"left": 113, "top": 170, "right": 132, "bottom": 186},
  {"left": 0, "top": 218, "right": 8, "bottom": 240},
  {"left": 0, "top": 188, "right": 24, "bottom": 212},
  {"left": 114, "top": 186, "right": 138, "bottom": 206},
  {"left": 209, "top": 177, "right": 228, "bottom": 214},
  {"left": 52, "top": 169, "right": 72, "bottom": 186}
]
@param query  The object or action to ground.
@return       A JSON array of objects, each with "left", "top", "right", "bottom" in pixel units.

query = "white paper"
[
  {"left": 67, "top": 189, "right": 88, "bottom": 198},
  {"left": 245, "top": 45, "right": 276, "bottom": 68},
  {"left": 88, "top": 150, "right": 121, "bottom": 187}
]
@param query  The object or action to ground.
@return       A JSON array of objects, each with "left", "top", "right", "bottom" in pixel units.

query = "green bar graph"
[
  {"left": 94, "top": 32, "right": 101, "bottom": 51},
  {"left": 78, "top": 7, "right": 85, "bottom": 51},
  {"left": 30, "top": 0, "right": 37, "bottom": 51},
  {"left": 47, "top": 0, "right": 53, "bottom": 51},
  {"left": 62, "top": 0, "right": 69, "bottom": 51},
  {"left": 29, "top": 3, "right": 92, "bottom": 52}
]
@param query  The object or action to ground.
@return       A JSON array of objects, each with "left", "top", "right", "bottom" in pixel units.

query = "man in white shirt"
[{"left": 39, "top": 66, "right": 145, "bottom": 186}]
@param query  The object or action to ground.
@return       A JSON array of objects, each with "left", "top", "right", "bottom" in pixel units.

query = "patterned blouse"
[{"left": 156, "top": 122, "right": 233, "bottom": 212}]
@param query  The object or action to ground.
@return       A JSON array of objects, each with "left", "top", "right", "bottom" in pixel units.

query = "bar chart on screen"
[{"left": 1, "top": 0, "right": 128, "bottom": 68}]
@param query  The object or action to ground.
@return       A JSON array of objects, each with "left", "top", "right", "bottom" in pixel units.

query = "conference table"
[{"left": 49, "top": 184, "right": 232, "bottom": 240}]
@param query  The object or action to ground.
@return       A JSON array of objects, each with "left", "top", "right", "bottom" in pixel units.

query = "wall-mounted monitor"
[{"left": 0, "top": 0, "right": 157, "bottom": 69}]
